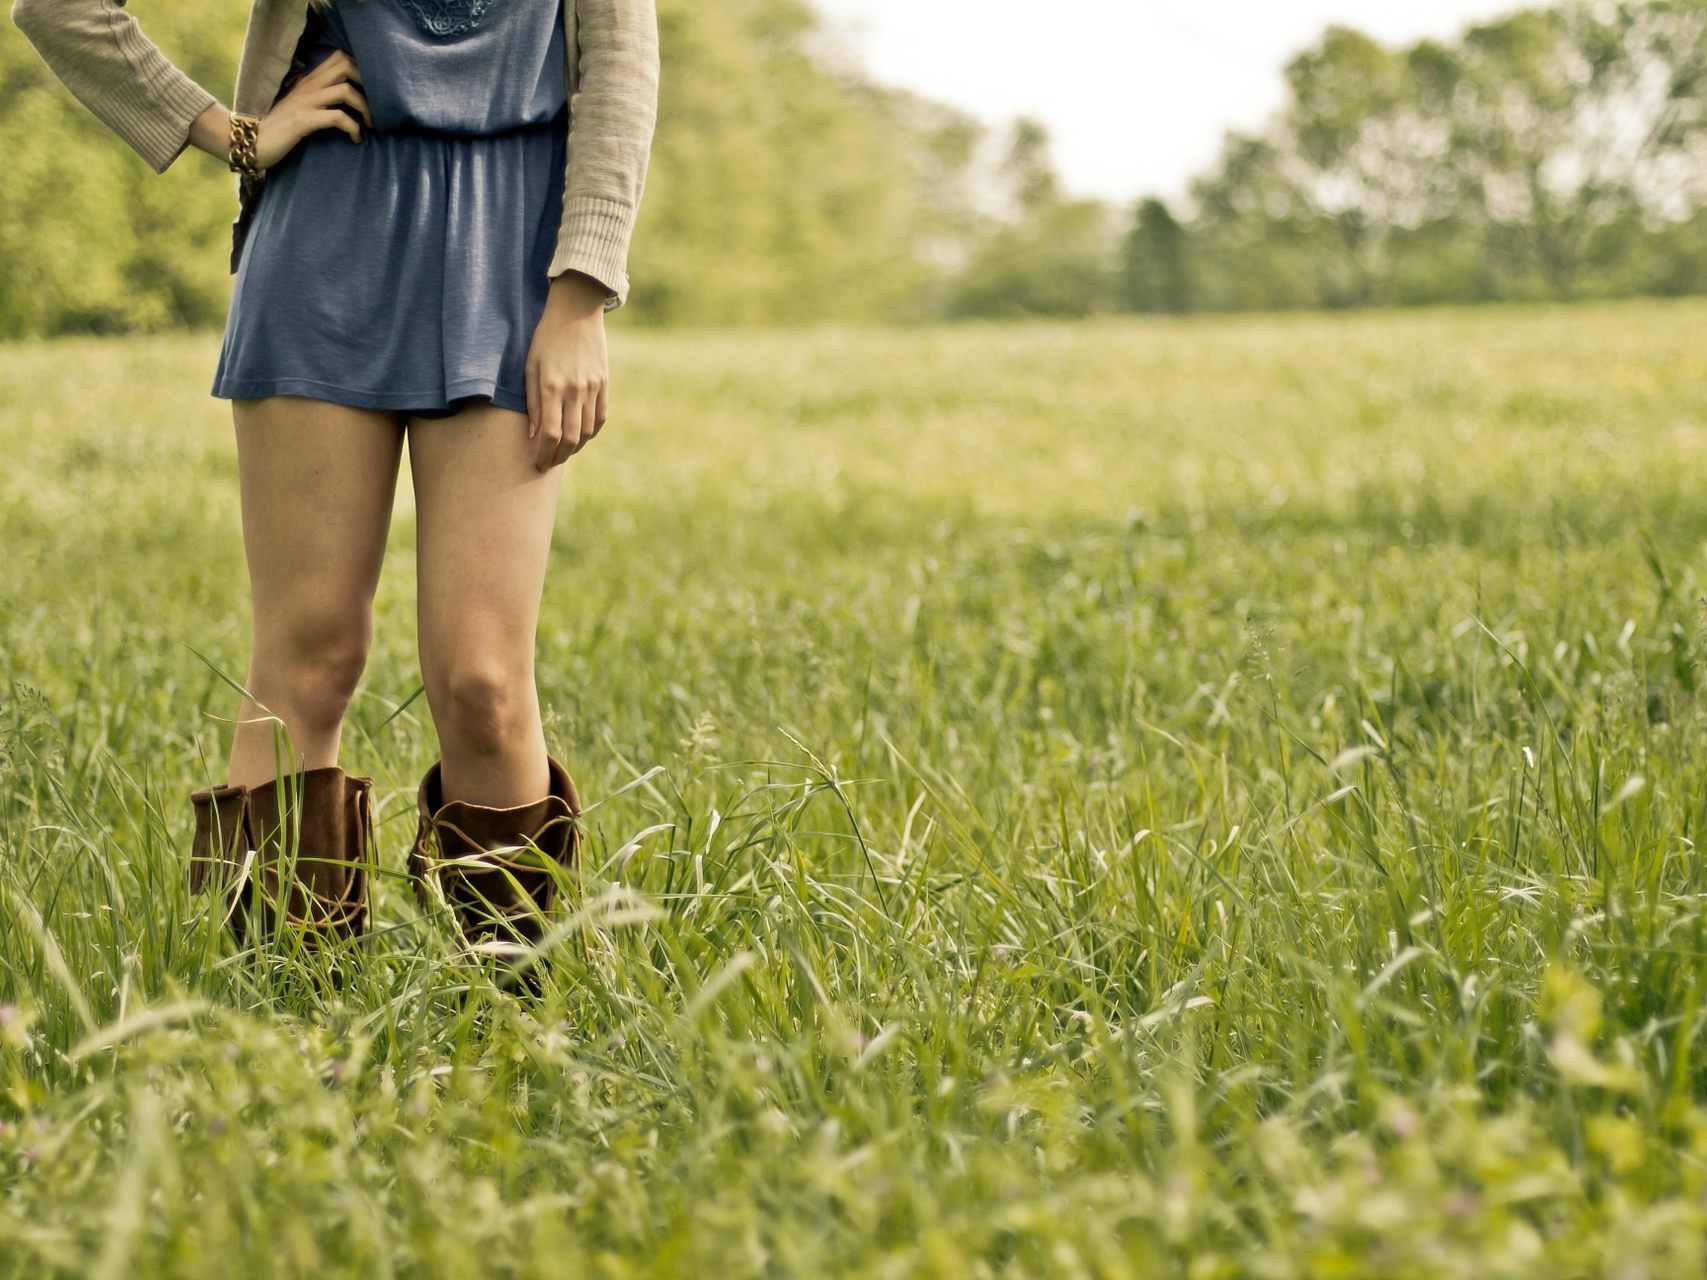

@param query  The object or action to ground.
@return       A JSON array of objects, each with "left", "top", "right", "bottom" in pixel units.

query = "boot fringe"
[{"left": 408, "top": 755, "right": 583, "bottom": 967}]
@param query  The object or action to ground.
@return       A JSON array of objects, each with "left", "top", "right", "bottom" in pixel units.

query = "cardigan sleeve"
[
  {"left": 10, "top": 0, "right": 220, "bottom": 176},
  {"left": 548, "top": 0, "right": 660, "bottom": 312}
]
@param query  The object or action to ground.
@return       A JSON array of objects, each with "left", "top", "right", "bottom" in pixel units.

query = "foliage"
[
  {"left": 0, "top": 1, "right": 240, "bottom": 337},
  {"left": 1140, "top": 0, "right": 1707, "bottom": 313},
  {"left": 633, "top": 0, "right": 975, "bottom": 325},
  {"left": 945, "top": 117, "right": 1124, "bottom": 319},
  {"left": 7, "top": 302, "right": 1707, "bottom": 1271},
  {"left": 1119, "top": 198, "right": 1194, "bottom": 314}
]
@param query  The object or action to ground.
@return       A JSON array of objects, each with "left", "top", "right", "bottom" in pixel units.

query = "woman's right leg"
[{"left": 226, "top": 396, "right": 407, "bottom": 788}]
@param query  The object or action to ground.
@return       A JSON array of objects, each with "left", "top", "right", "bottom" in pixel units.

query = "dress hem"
[{"left": 209, "top": 373, "right": 529, "bottom": 417}]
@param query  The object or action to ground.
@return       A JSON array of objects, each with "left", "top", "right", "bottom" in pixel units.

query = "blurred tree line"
[
  {"left": 4, "top": 0, "right": 1707, "bottom": 335},
  {"left": 1124, "top": 0, "right": 1707, "bottom": 313}
]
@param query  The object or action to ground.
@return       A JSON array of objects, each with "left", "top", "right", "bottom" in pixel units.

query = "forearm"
[
  {"left": 10, "top": 0, "right": 220, "bottom": 174},
  {"left": 186, "top": 102, "right": 235, "bottom": 164}
]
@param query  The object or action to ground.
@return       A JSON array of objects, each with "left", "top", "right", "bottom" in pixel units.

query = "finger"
[
  {"left": 590, "top": 381, "right": 609, "bottom": 437},
  {"left": 304, "top": 50, "right": 352, "bottom": 87},
  {"left": 316, "top": 52, "right": 365, "bottom": 94},
  {"left": 552, "top": 392, "right": 581, "bottom": 467},
  {"left": 575, "top": 386, "right": 597, "bottom": 452},
  {"left": 525, "top": 360, "right": 541, "bottom": 439},
  {"left": 312, "top": 82, "right": 373, "bottom": 129},
  {"left": 536, "top": 389, "right": 564, "bottom": 471},
  {"left": 537, "top": 428, "right": 563, "bottom": 473},
  {"left": 331, "top": 83, "right": 374, "bottom": 129},
  {"left": 317, "top": 108, "right": 362, "bottom": 143}
]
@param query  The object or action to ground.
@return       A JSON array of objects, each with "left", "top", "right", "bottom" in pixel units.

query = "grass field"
[{"left": 6, "top": 300, "right": 1707, "bottom": 1276}]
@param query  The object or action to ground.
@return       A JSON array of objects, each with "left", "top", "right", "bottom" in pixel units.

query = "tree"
[
  {"left": 1449, "top": 2, "right": 1707, "bottom": 297},
  {"left": 1174, "top": 0, "right": 1707, "bottom": 311},
  {"left": 946, "top": 118, "right": 1122, "bottom": 318},
  {"left": 1120, "top": 198, "right": 1195, "bottom": 313},
  {"left": 0, "top": 0, "right": 243, "bottom": 337}
]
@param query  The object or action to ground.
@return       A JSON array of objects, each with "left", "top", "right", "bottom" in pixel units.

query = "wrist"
[
  {"left": 546, "top": 271, "right": 608, "bottom": 318},
  {"left": 186, "top": 102, "right": 233, "bottom": 162}
]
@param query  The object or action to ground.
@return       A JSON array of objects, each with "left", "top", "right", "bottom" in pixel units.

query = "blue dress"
[{"left": 211, "top": 0, "right": 570, "bottom": 419}]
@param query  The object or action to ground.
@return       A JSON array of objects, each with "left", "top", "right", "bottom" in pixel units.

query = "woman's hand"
[
  {"left": 524, "top": 273, "right": 611, "bottom": 471},
  {"left": 255, "top": 50, "right": 373, "bottom": 165}
]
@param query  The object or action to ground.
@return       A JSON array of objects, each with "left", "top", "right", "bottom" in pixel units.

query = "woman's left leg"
[{"left": 409, "top": 400, "right": 566, "bottom": 807}]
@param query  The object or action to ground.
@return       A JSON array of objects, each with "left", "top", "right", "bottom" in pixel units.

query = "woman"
[{"left": 10, "top": 0, "right": 660, "bottom": 972}]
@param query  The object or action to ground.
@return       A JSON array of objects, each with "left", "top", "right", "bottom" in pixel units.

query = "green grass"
[{"left": 6, "top": 299, "right": 1707, "bottom": 1277}]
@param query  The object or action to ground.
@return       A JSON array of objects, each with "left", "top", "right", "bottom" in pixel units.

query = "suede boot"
[
  {"left": 408, "top": 755, "right": 582, "bottom": 974},
  {"left": 188, "top": 767, "right": 374, "bottom": 948}
]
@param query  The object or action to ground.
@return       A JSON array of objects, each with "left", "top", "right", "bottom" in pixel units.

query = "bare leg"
[
  {"left": 228, "top": 396, "right": 406, "bottom": 787},
  {"left": 409, "top": 399, "right": 564, "bottom": 807}
]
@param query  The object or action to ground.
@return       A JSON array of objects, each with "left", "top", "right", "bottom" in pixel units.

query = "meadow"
[{"left": 5, "top": 300, "right": 1707, "bottom": 1276}]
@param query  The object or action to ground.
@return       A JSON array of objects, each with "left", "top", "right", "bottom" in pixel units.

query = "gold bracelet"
[{"left": 227, "top": 111, "right": 263, "bottom": 177}]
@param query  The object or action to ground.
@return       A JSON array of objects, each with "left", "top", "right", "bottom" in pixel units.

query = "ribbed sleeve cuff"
[
  {"left": 549, "top": 194, "right": 634, "bottom": 313},
  {"left": 125, "top": 70, "right": 219, "bottom": 175}
]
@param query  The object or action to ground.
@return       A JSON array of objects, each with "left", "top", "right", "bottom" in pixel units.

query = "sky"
[{"left": 807, "top": 0, "right": 1527, "bottom": 205}]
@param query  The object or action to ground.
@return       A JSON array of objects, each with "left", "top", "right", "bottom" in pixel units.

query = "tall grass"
[{"left": 4, "top": 300, "right": 1707, "bottom": 1275}]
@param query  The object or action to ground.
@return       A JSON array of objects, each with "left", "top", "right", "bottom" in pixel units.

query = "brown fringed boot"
[
  {"left": 187, "top": 768, "right": 374, "bottom": 950},
  {"left": 408, "top": 755, "right": 582, "bottom": 983}
]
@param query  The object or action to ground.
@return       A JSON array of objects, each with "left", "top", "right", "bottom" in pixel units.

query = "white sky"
[{"left": 808, "top": 0, "right": 1527, "bottom": 204}]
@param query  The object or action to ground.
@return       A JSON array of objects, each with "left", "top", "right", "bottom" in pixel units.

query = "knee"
[
  {"left": 253, "top": 604, "right": 372, "bottom": 728},
  {"left": 432, "top": 660, "right": 534, "bottom": 757}
]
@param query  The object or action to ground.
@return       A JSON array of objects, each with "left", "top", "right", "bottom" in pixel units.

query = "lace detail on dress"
[{"left": 394, "top": 0, "right": 496, "bottom": 37}]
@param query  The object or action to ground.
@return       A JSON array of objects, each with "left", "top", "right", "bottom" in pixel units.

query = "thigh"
[
  {"left": 234, "top": 396, "right": 406, "bottom": 631},
  {"left": 408, "top": 401, "right": 564, "bottom": 679}
]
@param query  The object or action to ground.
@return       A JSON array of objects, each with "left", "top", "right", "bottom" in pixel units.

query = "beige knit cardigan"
[{"left": 9, "top": 0, "right": 660, "bottom": 311}]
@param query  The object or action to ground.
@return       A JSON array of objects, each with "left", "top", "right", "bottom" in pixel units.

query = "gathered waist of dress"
[{"left": 326, "top": 104, "right": 570, "bottom": 142}]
